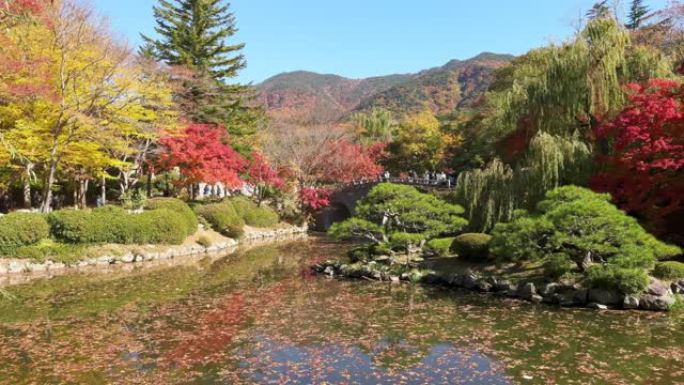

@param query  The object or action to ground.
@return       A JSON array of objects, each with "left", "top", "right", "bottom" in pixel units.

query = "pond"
[{"left": 0, "top": 238, "right": 682, "bottom": 384}]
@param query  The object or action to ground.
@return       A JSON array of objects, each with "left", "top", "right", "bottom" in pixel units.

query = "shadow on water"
[{"left": 0, "top": 238, "right": 682, "bottom": 384}]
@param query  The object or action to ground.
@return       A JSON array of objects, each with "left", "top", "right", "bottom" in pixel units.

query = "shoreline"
[{"left": 0, "top": 224, "right": 308, "bottom": 285}]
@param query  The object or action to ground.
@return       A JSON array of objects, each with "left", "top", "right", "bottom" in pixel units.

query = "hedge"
[
  {"left": 49, "top": 206, "right": 188, "bottom": 245},
  {"left": 450, "top": 233, "right": 492, "bottom": 261},
  {"left": 194, "top": 202, "right": 245, "bottom": 238},
  {"left": 144, "top": 198, "right": 198, "bottom": 236},
  {"left": 226, "top": 196, "right": 280, "bottom": 228},
  {"left": 0, "top": 213, "right": 50, "bottom": 254},
  {"left": 654, "top": 261, "right": 684, "bottom": 280}
]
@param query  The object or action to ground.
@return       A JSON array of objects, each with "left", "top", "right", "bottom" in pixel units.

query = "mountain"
[{"left": 257, "top": 52, "right": 514, "bottom": 124}]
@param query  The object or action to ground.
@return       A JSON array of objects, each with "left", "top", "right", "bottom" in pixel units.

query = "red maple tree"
[
  {"left": 314, "top": 140, "right": 384, "bottom": 184},
  {"left": 299, "top": 187, "right": 331, "bottom": 211},
  {"left": 592, "top": 79, "right": 684, "bottom": 234},
  {"left": 157, "top": 124, "right": 247, "bottom": 191}
]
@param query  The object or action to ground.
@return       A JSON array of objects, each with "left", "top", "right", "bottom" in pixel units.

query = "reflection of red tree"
[{"left": 162, "top": 283, "right": 288, "bottom": 368}]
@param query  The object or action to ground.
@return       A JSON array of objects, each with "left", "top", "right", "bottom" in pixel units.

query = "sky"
[{"left": 92, "top": 0, "right": 670, "bottom": 84}]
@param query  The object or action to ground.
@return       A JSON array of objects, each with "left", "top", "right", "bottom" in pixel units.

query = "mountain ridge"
[{"left": 257, "top": 52, "right": 514, "bottom": 124}]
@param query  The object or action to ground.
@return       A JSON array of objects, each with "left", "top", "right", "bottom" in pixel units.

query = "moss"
[
  {"left": 424, "top": 237, "right": 456, "bottom": 257},
  {"left": 450, "top": 233, "right": 492, "bottom": 261}
]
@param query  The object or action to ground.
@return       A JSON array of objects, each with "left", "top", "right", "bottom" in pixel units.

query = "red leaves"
[
  {"left": 299, "top": 187, "right": 331, "bottom": 211},
  {"left": 592, "top": 79, "right": 684, "bottom": 233},
  {"left": 247, "top": 151, "right": 285, "bottom": 190},
  {"left": 314, "top": 140, "right": 384, "bottom": 184},
  {"left": 157, "top": 124, "right": 247, "bottom": 189}
]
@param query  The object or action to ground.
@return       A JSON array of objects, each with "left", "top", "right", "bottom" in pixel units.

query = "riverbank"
[
  {"left": 313, "top": 258, "right": 683, "bottom": 312},
  {"left": 0, "top": 223, "right": 308, "bottom": 282}
]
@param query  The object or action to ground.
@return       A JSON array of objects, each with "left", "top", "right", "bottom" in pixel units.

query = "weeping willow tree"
[
  {"left": 452, "top": 18, "right": 675, "bottom": 232},
  {"left": 352, "top": 107, "right": 394, "bottom": 144},
  {"left": 454, "top": 132, "right": 593, "bottom": 232}
]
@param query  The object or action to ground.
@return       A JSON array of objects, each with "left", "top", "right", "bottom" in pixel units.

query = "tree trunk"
[
  {"left": 79, "top": 179, "right": 88, "bottom": 209},
  {"left": 101, "top": 175, "right": 107, "bottom": 206},
  {"left": 23, "top": 162, "right": 33, "bottom": 209},
  {"left": 146, "top": 171, "right": 152, "bottom": 198},
  {"left": 40, "top": 161, "right": 57, "bottom": 213}
]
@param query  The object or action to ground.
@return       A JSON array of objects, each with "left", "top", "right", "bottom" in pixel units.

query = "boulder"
[
  {"left": 646, "top": 278, "right": 671, "bottom": 297},
  {"left": 639, "top": 294, "right": 675, "bottom": 311},
  {"left": 671, "top": 279, "right": 684, "bottom": 294},
  {"left": 461, "top": 274, "right": 478, "bottom": 290},
  {"left": 323, "top": 265, "right": 335, "bottom": 277},
  {"left": 541, "top": 283, "right": 560, "bottom": 296},
  {"left": 494, "top": 280, "right": 518, "bottom": 294},
  {"left": 572, "top": 289, "right": 589, "bottom": 306},
  {"left": 422, "top": 272, "right": 443, "bottom": 285},
  {"left": 588, "top": 303, "right": 608, "bottom": 310},
  {"left": 588, "top": 289, "right": 621, "bottom": 306},
  {"left": 390, "top": 276, "right": 401, "bottom": 284},
  {"left": 517, "top": 282, "right": 537, "bottom": 300},
  {"left": 448, "top": 274, "right": 464, "bottom": 287},
  {"left": 475, "top": 278, "right": 493, "bottom": 292},
  {"left": 623, "top": 295, "right": 639, "bottom": 310},
  {"left": 530, "top": 294, "right": 544, "bottom": 304}
]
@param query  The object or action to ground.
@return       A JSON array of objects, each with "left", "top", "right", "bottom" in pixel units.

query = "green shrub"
[
  {"left": 227, "top": 196, "right": 256, "bottom": 218},
  {"left": 136, "top": 209, "right": 187, "bottom": 245},
  {"left": 0, "top": 212, "right": 50, "bottom": 254},
  {"left": 13, "top": 239, "right": 84, "bottom": 263},
  {"left": 243, "top": 206, "right": 279, "bottom": 228},
  {"left": 450, "top": 233, "right": 492, "bottom": 260},
  {"left": 424, "top": 237, "right": 456, "bottom": 257},
  {"left": 586, "top": 265, "right": 650, "bottom": 295},
  {"left": 371, "top": 243, "right": 392, "bottom": 256},
  {"left": 194, "top": 203, "right": 245, "bottom": 238},
  {"left": 50, "top": 206, "right": 189, "bottom": 245},
  {"left": 654, "top": 262, "right": 684, "bottom": 280},
  {"left": 543, "top": 254, "right": 576, "bottom": 279},
  {"left": 389, "top": 232, "right": 426, "bottom": 251},
  {"left": 144, "top": 198, "right": 198, "bottom": 236}
]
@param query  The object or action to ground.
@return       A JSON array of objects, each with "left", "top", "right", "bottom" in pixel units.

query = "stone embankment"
[
  {"left": 313, "top": 260, "right": 681, "bottom": 312},
  {"left": 0, "top": 225, "right": 308, "bottom": 278}
]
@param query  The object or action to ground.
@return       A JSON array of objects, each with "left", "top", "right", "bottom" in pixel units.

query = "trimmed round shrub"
[
  {"left": 144, "top": 198, "right": 198, "bottom": 236},
  {"left": 227, "top": 196, "right": 256, "bottom": 218},
  {"left": 654, "top": 261, "right": 684, "bottom": 280},
  {"left": 243, "top": 206, "right": 279, "bottom": 228},
  {"left": 135, "top": 209, "right": 187, "bottom": 245},
  {"left": 450, "top": 233, "right": 492, "bottom": 260},
  {"left": 0, "top": 213, "right": 50, "bottom": 254},
  {"left": 424, "top": 237, "right": 456, "bottom": 257},
  {"left": 194, "top": 202, "right": 245, "bottom": 238},
  {"left": 389, "top": 232, "right": 426, "bottom": 251}
]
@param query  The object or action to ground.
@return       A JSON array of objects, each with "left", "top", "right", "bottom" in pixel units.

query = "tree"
[
  {"left": 142, "top": 0, "right": 262, "bottom": 145},
  {"left": 352, "top": 108, "right": 394, "bottom": 144},
  {"left": 0, "top": 1, "right": 177, "bottom": 211},
  {"left": 157, "top": 124, "right": 247, "bottom": 198},
  {"left": 386, "top": 108, "right": 453, "bottom": 172},
  {"left": 627, "top": 0, "right": 650, "bottom": 30},
  {"left": 247, "top": 152, "right": 284, "bottom": 203},
  {"left": 329, "top": 183, "right": 468, "bottom": 244},
  {"left": 586, "top": 1, "right": 611, "bottom": 20},
  {"left": 314, "top": 140, "right": 385, "bottom": 184},
  {"left": 490, "top": 186, "right": 681, "bottom": 294},
  {"left": 592, "top": 79, "right": 684, "bottom": 237}
]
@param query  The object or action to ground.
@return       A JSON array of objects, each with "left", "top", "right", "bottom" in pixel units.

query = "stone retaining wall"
[{"left": 0, "top": 225, "right": 308, "bottom": 277}]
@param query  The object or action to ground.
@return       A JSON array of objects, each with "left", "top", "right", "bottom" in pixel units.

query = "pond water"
[{"left": 0, "top": 238, "right": 682, "bottom": 384}]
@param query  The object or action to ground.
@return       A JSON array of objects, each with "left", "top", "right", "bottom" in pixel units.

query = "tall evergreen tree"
[
  {"left": 627, "top": 0, "right": 650, "bottom": 30},
  {"left": 141, "top": 0, "right": 262, "bottom": 149},
  {"left": 586, "top": 1, "right": 611, "bottom": 20}
]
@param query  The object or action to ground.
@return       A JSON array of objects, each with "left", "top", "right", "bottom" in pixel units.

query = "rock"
[
  {"left": 517, "top": 282, "right": 536, "bottom": 300},
  {"left": 573, "top": 289, "right": 589, "bottom": 306},
  {"left": 554, "top": 292, "right": 576, "bottom": 307},
  {"left": 0, "top": 265, "right": 7, "bottom": 275},
  {"left": 422, "top": 272, "right": 443, "bottom": 285},
  {"left": 671, "top": 279, "right": 684, "bottom": 294},
  {"left": 8, "top": 261, "right": 26, "bottom": 274},
  {"left": 96, "top": 256, "right": 113, "bottom": 265},
  {"left": 373, "top": 255, "right": 392, "bottom": 264},
  {"left": 588, "top": 303, "right": 608, "bottom": 310},
  {"left": 541, "top": 283, "right": 561, "bottom": 296},
  {"left": 623, "top": 295, "right": 639, "bottom": 309},
  {"left": 390, "top": 276, "right": 400, "bottom": 283},
  {"left": 588, "top": 289, "right": 621, "bottom": 306},
  {"left": 448, "top": 274, "right": 464, "bottom": 287},
  {"left": 646, "top": 278, "right": 671, "bottom": 297},
  {"left": 120, "top": 253, "right": 135, "bottom": 263},
  {"left": 639, "top": 294, "right": 675, "bottom": 311},
  {"left": 475, "top": 278, "right": 493, "bottom": 292},
  {"left": 494, "top": 280, "right": 518, "bottom": 294},
  {"left": 461, "top": 274, "right": 478, "bottom": 290},
  {"left": 323, "top": 266, "right": 335, "bottom": 277},
  {"left": 530, "top": 294, "right": 544, "bottom": 304},
  {"left": 27, "top": 263, "right": 47, "bottom": 273}
]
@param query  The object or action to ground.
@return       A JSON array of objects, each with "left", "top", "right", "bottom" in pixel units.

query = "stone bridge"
[{"left": 313, "top": 180, "right": 452, "bottom": 232}]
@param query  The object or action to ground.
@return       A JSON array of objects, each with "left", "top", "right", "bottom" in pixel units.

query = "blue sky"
[{"left": 93, "top": 0, "right": 669, "bottom": 84}]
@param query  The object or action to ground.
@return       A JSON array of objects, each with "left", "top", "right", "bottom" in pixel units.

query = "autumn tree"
[
  {"left": 142, "top": 0, "right": 262, "bottom": 148},
  {"left": 592, "top": 79, "right": 684, "bottom": 238},
  {"left": 157, "top": 124, "right": 247, "bottom": 198}
]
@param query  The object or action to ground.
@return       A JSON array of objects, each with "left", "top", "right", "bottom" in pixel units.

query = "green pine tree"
[
  {"left": 586, "top": 1, "right": 611, "bottom": 20},
  {"left": 626, "top": 0, "right": 649, "bottom": 30},
  {"left": 141, "top": 0, "right": 262, "bottom": 149}
]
